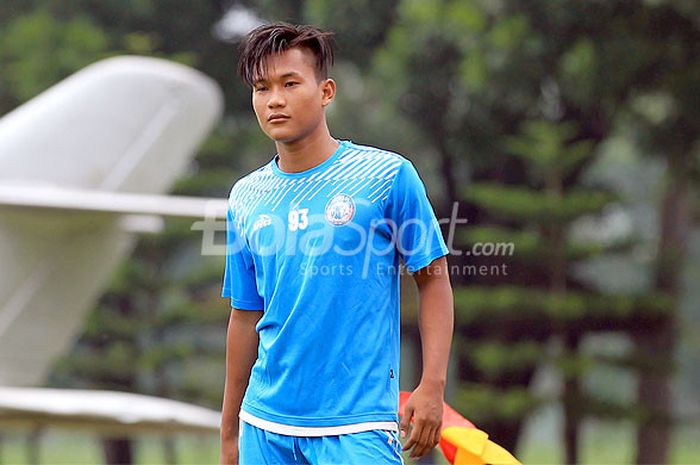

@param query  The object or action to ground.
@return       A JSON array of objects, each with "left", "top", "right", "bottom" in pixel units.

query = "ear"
[{"left": 320, "top": 78, "right": 336, "bottom": 107}]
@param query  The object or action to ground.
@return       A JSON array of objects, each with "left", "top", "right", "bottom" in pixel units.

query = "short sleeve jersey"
[{"left": 222, "top": 139, "right": 449, "bottom": 436}]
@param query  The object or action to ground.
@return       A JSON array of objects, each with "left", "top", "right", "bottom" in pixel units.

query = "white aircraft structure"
[{"left": 0, "top": 56, "right": 228, "bottom": 434}]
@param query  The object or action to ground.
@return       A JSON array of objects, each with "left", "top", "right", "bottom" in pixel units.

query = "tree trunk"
[
  {"left": 102, "top": 437, "right": 133, "bottom": 465},
  {"left": 546, "top": 161, "right": 582, "bottom": 465},
  {"left": 563, "top": 334, "right": 581, "bottom": 465},
  {"left": 635, "top": 151, "right": 690, "bottom": 465},
  {"left": 26, "top": 428, "right": 42, "bottom": 465},
  {"left": 162, "top": 435, "right": 177, "bottom": 465}
]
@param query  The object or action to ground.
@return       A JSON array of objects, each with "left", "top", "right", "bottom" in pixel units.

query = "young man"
[{"left": 220, "top": 22, "right": 454, "bottom": 465}]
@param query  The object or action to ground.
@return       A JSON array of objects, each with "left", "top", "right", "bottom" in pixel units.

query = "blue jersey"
[{"left": 222, "top": 139, "right": 449, "bottom": 436}]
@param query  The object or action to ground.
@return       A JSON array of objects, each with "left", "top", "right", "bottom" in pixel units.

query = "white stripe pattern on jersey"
[{"left": 228, "top": 144, "right": 406, "bottom": 230}]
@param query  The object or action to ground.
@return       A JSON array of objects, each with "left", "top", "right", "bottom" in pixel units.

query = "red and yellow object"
[{"left": 399, "top": 391, "right": 521, "bottom": 465}]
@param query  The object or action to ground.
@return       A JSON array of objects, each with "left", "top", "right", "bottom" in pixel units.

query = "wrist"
[{"left": 419, "top": 376, "right": 446, "bottom": 391}]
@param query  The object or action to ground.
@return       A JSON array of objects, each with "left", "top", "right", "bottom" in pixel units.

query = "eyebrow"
[{"left": 253, "top": 71, "right": 303, "bottom": 86}]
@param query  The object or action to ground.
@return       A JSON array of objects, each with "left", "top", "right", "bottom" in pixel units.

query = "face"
[{"left": 251, "top": 47, "right": 335, "bottom": 144}]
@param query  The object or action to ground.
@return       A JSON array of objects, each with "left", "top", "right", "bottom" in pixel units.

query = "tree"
[
  {"left": 6, "top": 1, "right": 697, "bottom": 463},
  {"left": 314, "top": 1, "right": 699, "bottom": 462}
]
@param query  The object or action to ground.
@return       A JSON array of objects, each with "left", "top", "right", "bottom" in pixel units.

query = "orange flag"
[{"left": 399, "top": 391, "right": 521, "bottom": 465}]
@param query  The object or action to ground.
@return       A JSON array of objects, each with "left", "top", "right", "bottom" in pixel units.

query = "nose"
[{"left": 267, "top": 87, "right": 286, "bottom": 108}]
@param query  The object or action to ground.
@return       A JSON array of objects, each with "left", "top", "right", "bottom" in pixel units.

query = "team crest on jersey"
[{"left": 325, "top": 193, "right": 355, "bottom": 226}]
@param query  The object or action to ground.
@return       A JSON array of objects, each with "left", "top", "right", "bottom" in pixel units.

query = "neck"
[{"left": 275, "top": 123, "right": 339, "bottom": 173}]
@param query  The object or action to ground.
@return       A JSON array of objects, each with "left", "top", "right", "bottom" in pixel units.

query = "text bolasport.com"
[{"left": 192, "top": 202, "right": 514, "bottom": 279}]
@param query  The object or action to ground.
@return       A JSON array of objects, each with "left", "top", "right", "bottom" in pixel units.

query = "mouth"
[{"left": 268, "top": 114, "right": 290, "bottom": 122}]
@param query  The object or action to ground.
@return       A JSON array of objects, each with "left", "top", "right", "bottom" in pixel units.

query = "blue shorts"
[{"left": 238, "top": 419, "right": 404, "bottom": 465}]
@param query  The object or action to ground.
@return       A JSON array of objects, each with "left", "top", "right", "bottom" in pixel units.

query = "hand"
[{"left": 399, "top": 383, "right": 444, "bottom": 459}]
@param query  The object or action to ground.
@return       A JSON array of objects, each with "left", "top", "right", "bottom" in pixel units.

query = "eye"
[
  {"left": 254, "top": 86, "right": 268, "bottom": 92},
  {"left": 285, "top": 81, "right": 299, "bottom": 87}
]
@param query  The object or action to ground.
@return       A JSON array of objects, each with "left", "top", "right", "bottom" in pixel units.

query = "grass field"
[
  {"left": 518, "top": 422, "right": 700, "bottom": 465},
  {"left": 0, "top": 423, "right": 698, "bottom": 464}
]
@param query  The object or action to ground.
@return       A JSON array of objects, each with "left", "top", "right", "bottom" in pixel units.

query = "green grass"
[
  {"left": 0, "top": 423, "right": 698, "bottom": 464},
  {"left": 0, "top": 431, "right": 219, "bottom": 465},
  {"left": 518, "top": 421, "right": 700, "bottom": 465}
]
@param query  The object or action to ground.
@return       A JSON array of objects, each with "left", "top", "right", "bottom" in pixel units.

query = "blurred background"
[{"left": 1, "top": 1, "right": 699, "bottom": 464}]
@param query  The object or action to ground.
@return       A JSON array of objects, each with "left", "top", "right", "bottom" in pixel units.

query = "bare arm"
[
  {"left": 400, "top": 256, "right": 454, "bottom": 458},
  {"left": 414, "top": 255, "right": 453, "bottom": 389},
  {"left": 220, "top": 308, "right": 263, "bottom": 465}
]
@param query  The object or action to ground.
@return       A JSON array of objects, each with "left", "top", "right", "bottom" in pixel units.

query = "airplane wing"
[
  {"left": 0, "top": 55, "right": 225, "bottom": 388},
  {"left": 0, "top": 183, "right": 228, "bottom": 219},
  {"left": 0, "top": 387, "right": 220, "bottom": 434}
]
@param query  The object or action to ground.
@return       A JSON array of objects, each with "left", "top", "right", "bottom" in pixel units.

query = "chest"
[{"left": 242, "top": 179, "right": 392, "bottom": 257}]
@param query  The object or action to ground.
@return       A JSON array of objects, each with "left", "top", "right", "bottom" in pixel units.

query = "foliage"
[{"left": 3, "top": 1, "right": 698, "bottom": 463}]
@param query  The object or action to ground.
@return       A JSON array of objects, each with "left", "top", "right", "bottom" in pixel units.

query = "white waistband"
[{"left": 239, "top": 410, "right": 399, "bottom": 437}]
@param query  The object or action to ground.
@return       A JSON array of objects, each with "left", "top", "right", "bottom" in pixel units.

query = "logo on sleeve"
[
  {"left": 325, "top": 193, "right": 355, "bottom": 226},
  {"left": 252, "top": 214, "right": 272, "bottom": 232}
]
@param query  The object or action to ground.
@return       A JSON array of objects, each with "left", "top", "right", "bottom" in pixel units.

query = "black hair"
[{"left": 238, "top": 22, "right": 335, "bottom": 87}]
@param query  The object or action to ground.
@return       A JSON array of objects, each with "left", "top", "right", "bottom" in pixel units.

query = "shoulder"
[
  {"left": 341, "top": 140, "right": 410, "bottom": 175},
  {"left": 342, "top": 140, "right": 407, "bottom": 162},
  {"left": 227, "top": 162, "right": 274, "bottom": 212},
  {"left": 347, "top": 143, "right": 432, "bottom": 204}
]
